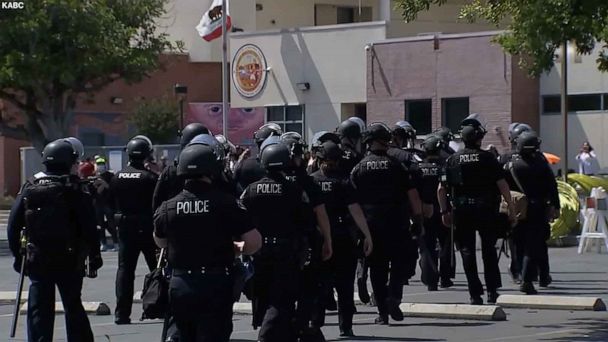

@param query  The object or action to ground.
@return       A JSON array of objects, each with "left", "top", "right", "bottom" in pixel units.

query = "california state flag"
[{"left": 196, "top": 0, "right": 232, "bottom": 42}]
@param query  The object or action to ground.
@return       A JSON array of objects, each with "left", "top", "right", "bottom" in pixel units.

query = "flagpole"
[{"left": 221, "top": 0, "right": 228, "bottom": 138}]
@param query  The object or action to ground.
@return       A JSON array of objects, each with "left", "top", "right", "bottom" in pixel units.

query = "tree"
[
  {"left": 0, "top": 0, "right": 182, "bottom": 151},
  {"left": 394, "top": 0, "right": 608, "bottom": 76},
  {"left": 129, "top": 96, "right": 179, "bottom": 145}
]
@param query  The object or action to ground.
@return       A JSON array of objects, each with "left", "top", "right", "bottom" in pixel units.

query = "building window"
[
  {"left": 266, "top": 105, "right": 304, "bottom": 136},
  {"left": 442, "top": 97, "right": 470, "bottom": 133},
  {"left": 314, "top": 5, "right": 372, "bottom": 26},
  {"left": 542, "top": 93, "right": 604, "bottom": 114},
  {"left": 405, "top": 99, "right": 432, "bottom": 135}
]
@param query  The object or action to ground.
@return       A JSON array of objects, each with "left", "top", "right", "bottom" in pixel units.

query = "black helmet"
[
  {"left": 64, "top": 137, "right": 84, "bottom": 161},
  {"left": 176, "top": 144, "right": 219, "bottom": 178},
  {"left": 260, "top": 142, "right": 291, "bottom": 170},
  {"left": 459, "top": 118, "right": 487, "bottom": 144},
  {"left": 316, "top": 141, "right": 343, "bottom": 161},
  {"left": 421, "top": 135, "right": 445, "bottom": 155},
  {"left": 254, "top": 123, "right": 283, "bottom": 147},
  {"left": 337, "top": 117, "right": 365, "bottom": 139},
  {"left": 433, "top": 127, "right": 454, "bottom": 144},
  {"left": 516, "top": 131, "right": 541, "bottom": 155},
  {"left": 509, "top": 123, "right": 532, "bottom": 143},
  {"left": 214, "top": 134, "right": 235, "bottom": 155},
  {"left": 280, "top": 132, "right": 307, "bottom": 158},
  {"left": 362, "top": 122, "right": 392, "bottom": 144},
  {"left": 42, "top": 140, "right": 78, "bottom": 168},
  {"left": 188, "top": 134, "right": 225, "bottom": 164},
  {"left": 180, "top": 123, "right": 210, "bottom": 148},
  {"left": 311, "top": 131, "right": 340, "bottom": 152},
  {"left": 126, "top": 135, "right": 153, "bottom": 160},
  {"left": 259, "top": 135, "right": 281, "bottom": 155}
]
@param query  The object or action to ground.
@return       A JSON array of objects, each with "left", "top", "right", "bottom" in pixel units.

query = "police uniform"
[
  {"left": 507, "top": 132, "right": 558, "bottom": 293},
  {"left": 90, "top": 168, "right": 118, "bottom": 249},
  {"left": 418, "top": 153, "right": 455, "bottom": 289},
  {"left": 154, "top": 180, "right": 254, "bottom": 341},
  {"left": 444, "top": 146, "right": 503, "bottom": 302},
  {"left": 8, "top": 140, "right": 101, "bottom": 341},
  {"left": 311, "top": 167, "right": 359, "bottom": 335},
  {"left": 241, "top": 171, "right": 308, "bottom": 342},
  {"left": 112, "top": 162, "right": 159, "bottom": 323},
  {"left": 351, "top": 148, "right": 413, "bottom": 323}
]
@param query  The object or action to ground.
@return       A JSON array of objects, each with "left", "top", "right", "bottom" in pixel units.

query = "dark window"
[
  {"left": 570, "top": 94, "right": 602, "bottom": 111},
  {"left": 267, "top": 106, "right": 283, "bottom": 122},
  {"left": 442, "top": 97, "right": 469, "bottom": 134},
  {"left": 266, "top": 105, "right": 305, "bottom": 138},
  {"left": 337, "top": 7, "right": 354, "bottom": 24},
  {"left": 542, "top": 95, "right": 561, "bottom": 114},
  {"left": 405, "top": 99, "right": 432, "bottom": 135}
]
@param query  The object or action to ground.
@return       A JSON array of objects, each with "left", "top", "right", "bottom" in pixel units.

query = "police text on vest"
[{"left": 177, "top": 200, "right": 210, "bottom": 214}]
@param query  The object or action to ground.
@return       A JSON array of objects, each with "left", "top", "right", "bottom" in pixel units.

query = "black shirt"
[
  {"left": 311, "top": 169, "right": 357, "bottom": 237},
  {"left": 154, "top": 181, "right": 253, "bottom": 269},
  {"left": 111, "top": 163, "right": 158, "bottom": 217},
  {"left": 508, "top": 153, "right": 560, "bottom": 209},
  {"left": 339, "top": 145, "right": 362, "bottom": 177},
  {"left": 418, "top": 155, "right": 444, "bottom": 207},
  {"left": 240, "top": 174, "right": 308, "bottom": 238},
  {"left": 153, "top": 164, "right": 183, "bottom": 211},
  {"left": 445, "top": 147, "right": 503, "bottom": 201}
]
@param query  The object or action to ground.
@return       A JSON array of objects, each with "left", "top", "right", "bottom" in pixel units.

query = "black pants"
[
  {"left": 295, "top": 237, "right": 324, "bottom": 335},
  {"left": 454, "top": 209, "right": 502, "bottom": 297},
  {"left": 420, "top": 214, "right": 455, "bottom": 286},
  {"left": 169, "top": 272, "right": 233, "bottom": 342},
  {"left": 115, "top": 225, "right": 157, "bottom": 320},
  {"left": 96, "top": 205, "right": 117, "bottom": 246},
  {"left": 320, "top": 235, "right": 357, "bottom": 331},
  {"left": 508, "top": 224, "right": 525, "bottom": 280},
  {"left": 521, "top": 217, "right": 551, "bottom": 283},
  {"left": 27, "top": 270, "right": 93, "bottom": 342},
  {"left": 368, "top": 227, "right": 408, "bottom": 316},
  {"left": 253, "top": 245, "right": 300, "bottom": 342},
  {"left": 404, "top": 231, "right": 419, "bottom": 281}
]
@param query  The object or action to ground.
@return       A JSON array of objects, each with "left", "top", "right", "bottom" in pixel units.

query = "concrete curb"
[
  {"left": 0, "top": 291, "right": 28, "bottom": 305},
  {"left": 19, "top": 302, "right": 111, "bottom": 315},
  {"left": 496, "top": 295, "right": 607, "bottom": 311},
  {"left": 399, "top": 303, "right": 507, "bottom": 321}
]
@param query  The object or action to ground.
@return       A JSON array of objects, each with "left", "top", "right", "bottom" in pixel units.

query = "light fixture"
[
  {"left": 110, "top": 97, "right": 123, "bottom": 104},
  {"left": 174, "top": 83, "right": 188, "bottom": 97},
  {"left": 296, "top": 82, "right": 310, "bottom": 91}
]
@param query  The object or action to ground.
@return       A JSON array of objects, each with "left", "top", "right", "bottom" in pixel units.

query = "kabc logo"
[{"left": 1, "top": 2, "right": 25, "bottom": 9}]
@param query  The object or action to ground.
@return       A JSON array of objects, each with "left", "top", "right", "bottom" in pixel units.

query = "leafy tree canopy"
[
  {"left": 129, "top": 95, "right": 179, "bottom": 145},
  {"left": 395, "top": 0, "right": 608, "bottom": 75}
]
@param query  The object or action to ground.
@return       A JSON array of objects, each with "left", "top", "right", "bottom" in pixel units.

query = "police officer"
[
  {"left": 506, "top": 131, "right": 559, "bottom": 294},
  {"left": 233, "top": 123, "right": 283, "bottom": 190},
  {"left": 351, "top": 123, "right": 424, "bottom": 325},
  {"left": 307, "top": 131, "right": 341, "bottom": 174},
  {"left": 388, "top": 121, "right": 423, "bottom": 284},
  {"left": 438, "top": 116, "right": 515, "bottom": 305},
  {"left": 112, "top": 135, "right": 159, "bottom": 324},
  {"left": 8, "top": 139, "right": 102, "bottom": 341},
  {"left": 418, "top": 135, "right": 455, "bottom": 290},
  {"left": 336, "top": 117, "right": 366, "bottom": 176},
  {"left": 153, "top": 123, "right": 210, "bottom": 211},
  {"left": 499, "top": 122, "right": 532, "bottom": 284},
  {"left": 433, "top": 127, "right": 457, "bottom": 157},
  {"left": 311, "top": 140, "right": 373, "bottom": 337},
  {"left": 153, "top": 144, "right": 262, "bottom": 341},
  {"left": 240, "top": 141, "right": 312, "bottom": 342},
  {"left": 90, "top": 157, "right": 118, "bottom": 251},
  {"left": 279, "top": 132, "right": 332, "bottom": 341}
]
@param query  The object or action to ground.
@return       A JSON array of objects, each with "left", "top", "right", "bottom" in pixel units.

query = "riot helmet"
[
  {"left": 253, "top": 123, "right": 283, "bottom": 148},
  {"left": 337, "top": 117, "right": 364, "bottom": 140},
  {"left": 280, "top": 132, "right": 307, "bottom": 159},
  {"left": 362, "top": 122, "right": 392, "bottom": 145},
  {"left": 459, "top": 115, "right": 487, "bottom": 146},
  {"left": 316, "top": 141, "right": 343, "bottom": 161},
  {"left": 176, "top": 144, "right": 220, "bottom": 179},
  {"left": 516, "top": 131, "right": 541, "bottom": 155},
  {"left": 259, "top": 135, "right": 281, "bottom": 155},
  {"left": 214, "top": 134, "right": 236, "bottom": 155},
  {"left": 42, "top": 139, "right": 78, "bottom": 171},
  {"left": 260, "top": 142, "right": 291, "bottom": 171},
  {"left": 392, "top": 120, "right": 417, "bottom": 148},
  {"left": 180, "top": 123, "right": 210, "bottom": 148},
  {"left": 311, "top": 131, "right": 340, "bottom": 152},
  {"left": 126, "top": 135, "right": 153, "bottom": 161},
  {"left": 188, "top": 134, "right": 225, "bottom": 165},
  {"left": 64, "top": 137, "right": 84, "bottom": 161},
  {"left": 421, "top": 135, "right": 445, "bottom": 155},
  {"left": 433, "top": 127, "right": 454, "bottom": 144},
  {"left": 509, "top": 123, "right": 532, "bottom": 144}
]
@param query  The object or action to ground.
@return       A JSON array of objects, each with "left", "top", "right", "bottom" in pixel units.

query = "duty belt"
[
  {"left": 263, "top": 236, "right": 295, "bottom": 245},
  {"left": 172, "top": 266, "right": 231, "bottom": 276},
  {"left": 453, "top": 197, "right": 495, "bottom": 208}
]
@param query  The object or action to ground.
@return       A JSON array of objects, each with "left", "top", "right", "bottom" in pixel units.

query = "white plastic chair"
[{"left": 578, "top": 187, "right": 608, "bottom": 254}]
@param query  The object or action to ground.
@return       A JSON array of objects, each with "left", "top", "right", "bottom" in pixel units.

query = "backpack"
[
  {"left": 22, "top": 176, "right": 80, "bottom": 269},
  {"left": 140, "top": 249, "right": 168, "bottom": 320},
  {"left": 499, "top": 162, "right": 528, "bottom": 223}
]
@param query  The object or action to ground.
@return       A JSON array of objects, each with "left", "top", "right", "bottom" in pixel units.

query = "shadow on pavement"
[{"left": 326, "top": 337, "right": 445, "bottom": 341}]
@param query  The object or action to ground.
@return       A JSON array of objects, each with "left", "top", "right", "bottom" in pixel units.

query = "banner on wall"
[{"left": 187, "top": 103, "right": 264, "bottom": 148}]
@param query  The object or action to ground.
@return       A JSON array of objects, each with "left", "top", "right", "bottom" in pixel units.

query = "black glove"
[
  {"left": 13, "top": 257, "right": 23, "bottom": 274},
  {"left": 410, "top": 215, "right": 424, "bottom": 238}
]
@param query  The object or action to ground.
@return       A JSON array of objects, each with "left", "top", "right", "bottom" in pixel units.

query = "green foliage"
[
  {"left": 130, "top": 96, "right": 179, "bottom": 145},
  {"left": 395, "top": 0, "right": 608, "bottom": 76},
  {"left": 0, "top": 0, "right": 182, "bottom": 150}
]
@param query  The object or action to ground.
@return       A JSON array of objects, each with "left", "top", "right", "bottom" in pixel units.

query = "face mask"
[{"left": 96, "top": 165, "right": 107, "bottom": 173}]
